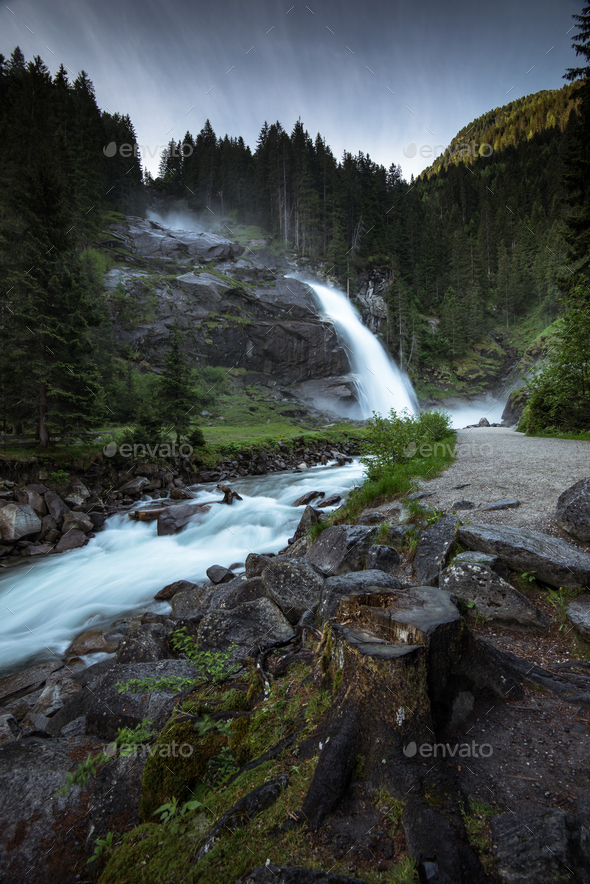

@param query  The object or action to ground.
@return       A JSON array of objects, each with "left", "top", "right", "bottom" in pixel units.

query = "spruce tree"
[{"left": 159, "top": 326, "right": 195, "bottom": 444}]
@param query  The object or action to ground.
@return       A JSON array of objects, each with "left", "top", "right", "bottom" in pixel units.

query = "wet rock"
[
  {"left": 305, "top": 525, "right": 377, "bottom": 576},
  {"left": 154, "top": 579, "right": 199, "bottom": 601},
  {"left": 483, "top": 498, "right": 520, "bottom": 511},
  {"left": 216, "top": 577, "right": 269, "bottom": 610},
  {"left": 115, "top": 623, "right": 171, "bottom": 664},
  {"left": 261, "top": 559, "right": 325, "bottom": 624},
  {"left": 566, "top": 593, "right": 590, "bottom": 639},
  {"left": 170, "top": 487, "right": 191, "bottom": 500},
  {"left": 293, "top": 490, "right": 325, "bottom": 507},
  {"left": 414, "top": 514, "right": 459, "bottom": 586},
  {"left": 197, "top": 597, "right": 294, "bottom": 659},
  {"left": 365, "top": 544, "right": 401, "bottom": 574},
  {"left": 65, "top": 630, "right": 120, "bottom": 657},
  {"left": 157, "top": 502, "right": 205, "bottom": 535},
  {"left": 206, "top": 564, "right": 236, "bottom": 585},
  {"left": 61, "top": 511, "right": 94, "bottom": 534},
  {"left": 490, "top": 809, "right": 590, "bottom": 884},
  {"left": 441, "top": 563, "right": 549, "bottom": 628},
  {"left": 0, "top": 503, "right": 42, "bottom": 542},
  {"left": 24, "top": 542, "right": 55, "bottom": 556},
  {"left": 55, "top": 529, "right": 88, "bottom": 552},
  {"left": 458, "top": 522, "right": 590, "bottom": 589},
  {"left": 318, "top": 570, "right": 403, "bottom": 623},
  {"left": 63, "top": 478, "right": 91, "bottom": 507},
  {"left": 316, "top": 493, "right": 342, "bottom": 508},
  {"left": 556, "top": 477, "right": 590, "bottom": 543}
]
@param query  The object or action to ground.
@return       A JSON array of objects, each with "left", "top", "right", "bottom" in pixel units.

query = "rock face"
[
  {"left": 197, "top": 597, "right": 294, "bottom": 659},
  {"left": 0, "top": 503, "right": 42, "bottom": 541},
  {"left": 556, "top": 477, "right": 590, "bottom": 543},
  {"left": 441, "top": 563, "right": 549, "bottom": 628},
  {"left": 490, "top": 810, "right": 590, "bottom": 884},
  {"left": 305, "top": 525, "right": 377, "bottom": 576},
  {"left": 413, "top": 515, "right": 459, "bottom": 586},
  {"left": 458, "top": 523, "right": 590, "bottom": 589},
  {"left": 261, "top": 559, "right": 325, "bottom": 624}
]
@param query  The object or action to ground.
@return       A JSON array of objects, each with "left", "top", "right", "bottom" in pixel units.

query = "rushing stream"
[{"left": 0, "top": 460, "right": 364, "bottom": 677}]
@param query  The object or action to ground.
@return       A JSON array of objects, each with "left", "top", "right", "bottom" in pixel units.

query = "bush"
[{"left": 360, "top": 408, "right": 453, "bottom": 481}]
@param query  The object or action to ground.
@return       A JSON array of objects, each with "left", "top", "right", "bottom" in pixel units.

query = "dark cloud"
[{"left": 1, "top": 0, "right": 580, "bottom": 178}]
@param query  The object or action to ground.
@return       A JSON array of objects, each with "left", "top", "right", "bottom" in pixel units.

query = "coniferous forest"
[{"left": 1, "top": 7, "right": 590, "bottom": 442}]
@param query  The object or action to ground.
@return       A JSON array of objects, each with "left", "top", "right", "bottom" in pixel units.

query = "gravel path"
[{"left": 416, "top": 427, "right": 590, "bottom": 534}]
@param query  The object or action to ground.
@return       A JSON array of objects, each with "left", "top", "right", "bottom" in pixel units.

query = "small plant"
[
  {"left": 153, "top": 795, "right": 204, "bottom": 824},
  {"left": 116, "top": 675, "right": 198, "bottom": 694},
  {"left": 521, "top": 571, "right": 537, "bottom": 583},
  {"left": 377, "top": 521, "right": 391, "bottom": 543},
  {"left": 57, "top": 752, "right": 108, "bottom": 796},
  {"left": 49, "top": 469, "right": 70, "bottom": 485},
  {"left": 547, "top": 588, "right": 568, "bottom": 630},
  {"left": 171, "top": 628, "right": 240, "bottom": 682},
  {"left": 87, "top": 831, "right": 116, "bottom": 865},
  {"left": 115, "top": 719, "right": 155, "bottom": 755},
  {"left": 193, "top": 714, "right": 233, "bottom": 737}
]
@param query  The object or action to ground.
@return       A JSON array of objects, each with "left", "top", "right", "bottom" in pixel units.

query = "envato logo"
[
  {"left": 403, "top": 141, "right": 493, "bottom": 160},
  {"left": 403, "top": 740, "right": 493, "bottom": 759},
  {"left": 103, "top": 141, "right": 194, "bottom": 160},
  {"left": 403, "top": 441, "right": 494, "bottom": 458},
  {"left": 103, "top": 441, "right": 193, "bottom": 458},
  {"left": 106, "top": 741, "right": 194, "bottom": 759}
]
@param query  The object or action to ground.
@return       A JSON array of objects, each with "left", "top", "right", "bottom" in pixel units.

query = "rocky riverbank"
[
  {"left": 3, "top": 458, "right": 590, "bottom": 883},
  {"left": 0, "top": 437, "right": 360, "bottom": 562}
]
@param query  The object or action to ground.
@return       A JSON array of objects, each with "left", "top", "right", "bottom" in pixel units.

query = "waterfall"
[{"left": 295, "top": 277, "right": 419, "bottom": 418}]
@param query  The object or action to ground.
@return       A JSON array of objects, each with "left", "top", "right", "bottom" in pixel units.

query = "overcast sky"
[{"left": 1, "top": 0, "right": 581, "bottom": 179}]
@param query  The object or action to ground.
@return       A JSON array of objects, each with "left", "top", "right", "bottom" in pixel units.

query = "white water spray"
[{"left": 300, "top": 279, "right": 419, "bottom": 418}]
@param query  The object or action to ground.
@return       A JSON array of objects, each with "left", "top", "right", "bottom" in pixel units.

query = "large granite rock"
[
  {"left": 157, "top": 503, "right": 205, "bottom": 536},
  {"left": 441, "top": 562, "right": 549, "bottom": 628},
  {"left": 15, "top": 487, "right": 47, "bottom": 516},
  {"left": 365, "top": 544, "right": 400, "bottom": 574},
  {"left": 170, "top": 584, "right": 217, "bottom": 619},
  {"left": 261, "top": 558, "right": 325, "bottom": 624},
  {"left": 0, "top": 503, "right": 42, "bottom": 541},
  {"left": 556, "top": 477, "right": 590, "bottom": 543},
  {"left": 124, "top": 217, "right": 244, "bottom": 261},
  {"left": 458, "top": 523, "right": 590, "bottom": 589},
  {"left": 197, "top": 597, "right": 294, "bottom": 659},
  {"left": 566, "top": 593, "right": 590, "bottom": 639},
  {"left": 491, "top": 810, "right": 590, "bottom": 884},
  {"left": 305, "top": 525, "right": 377, "bottom": 576},
  {"left": 414, "top": 514, "right": 459, "bottom": 586},
  {"left": 61, "top": 511, "right": 94, "bottom": 534},
  {"left": 318, "top": 570, "right": 403, "bottom": 623}
]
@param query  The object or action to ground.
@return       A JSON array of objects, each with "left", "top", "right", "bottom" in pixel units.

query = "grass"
[{"left": 461, "top": 797, "right": 498, "bottom": 878}]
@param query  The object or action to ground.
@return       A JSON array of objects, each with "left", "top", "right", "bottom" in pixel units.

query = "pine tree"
[{"left": 159, "top": 327, "right": 195, "bottom": 444}]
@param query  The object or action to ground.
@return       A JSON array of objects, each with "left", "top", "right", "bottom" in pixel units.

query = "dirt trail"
[{"left": 416, "top": 427, "right": 590, "bottom": 534}]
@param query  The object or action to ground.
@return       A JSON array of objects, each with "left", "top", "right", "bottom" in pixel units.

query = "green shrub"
[{"left": 360, "top": 408, "right": 454, "bottom": 481}]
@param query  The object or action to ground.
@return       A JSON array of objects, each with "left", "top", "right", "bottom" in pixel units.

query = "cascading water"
[
  {"left": 0, "top": 461, "right": 364, "bottom": 677},
  {"left": 294, "top": 277, "right": 419, "bottom": 418}
]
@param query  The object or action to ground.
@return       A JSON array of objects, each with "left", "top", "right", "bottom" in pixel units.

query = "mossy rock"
[{"left": 139, "top": 720, "right": 227, "bottom": 821}]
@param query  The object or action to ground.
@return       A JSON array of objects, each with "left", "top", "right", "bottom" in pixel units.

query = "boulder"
[
  {"left": 15, "top": 487, "right": 47, "bottom": 516},
  {"left": 566, "top": 593, "right": 590, "bottom": 639},
  {"left": 245, "top": 552, "right": 276, "bottom": 578},
  {"left": 63, "top": 478, "right": 91, "bottom": 507},
  {"left": 556, "top": 477, "right": 590, "bottom": 543},
  {"left": 441, "top": 563, "right": 549, "bottom": 628},
  {"left": 452, "top": 550, "right": 511, "bottom": 580},
  {"left": 154, "top": 579, "right": 199, "bottom": 601},
  {"left": 39, "top": 513, "right": 58, "bottom": 539},
  {"left": 86, "top": 752, "right": 145, "bottom": 850},
  {"left": 318, "top": 570, "right": 403, "bottom": 623},
  {"left": 65, "top": 629, "right": 121, "bottom": 657},
  {"left": 115, "top": 623, "right": 171, "bottom": 664},
  {"left": 55, "top": 529, "right": 88, "bottom": 552},
  {"left": 170, "top": 584, "right": 217, "bottom": 620},
  {"left": 458, "top": 523, "right": 590, "bottom": 589},
  {"left": 305, "top": 525, "right": 377, "bottom": 576},
  {"left": 197, "top": 597, "right": 294, "bottom": 659},
  {"left": 0, "top": 503, "right": 42, "bottom": 542},
  {"left": 0, "top": 661, "right": 62, "bottom": 703},
  {"left": 478, "top": 417, "right": 490, "bottom": 426},
  {"left": 44, "top": 491, "right": 70, "bottom": 522},
  {"left": 490, "top": 810, "right": 590, "bottom": 884},
  {"left": 61, "top": 511, "right": 94, "bottom": 534},
  {"left": 216, "top": 577, "right": 269, "bottom": 610},
  {"left": 119, "top": 476, "right": 150, "bottom": 495},
  {"left": 0, "top": 714, "right": 19, "bottom": 746},
  {"left": 157, "top": 503, "right": 205, "bottom": 535},
  {"left": 452, "top": 500, "right": 475, "bottom": 510},
  {"left": 316, "top": 493, "right": 342, "bottom": 508},
  {"left": 414, "top": 514, "right": 459, "bottom": 586},
  {"left": 261, "top": 558, "right": 325, "bottom": 624},
  {"left": 365, "top": 544, "right": 401, "bottom": 574},
  {"left": 206, "top": 564, "right": 236, "bottom": 585},
  {"left": 293, "top": 490, "right": 325, "bottom": 507}
]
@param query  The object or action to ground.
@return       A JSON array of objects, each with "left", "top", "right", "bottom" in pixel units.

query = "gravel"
[{"left": 416, "top": 427, "right": 590, "bottom": 535}]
